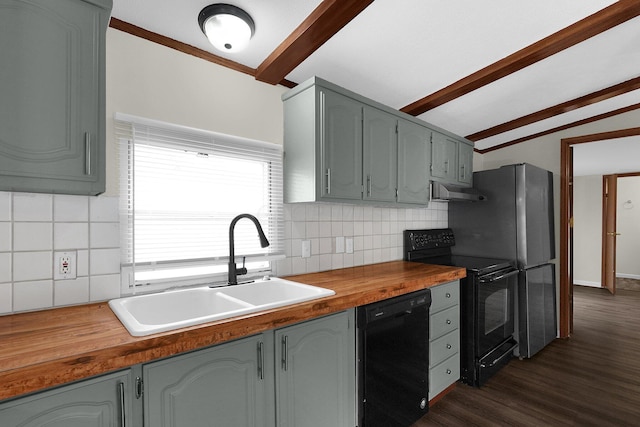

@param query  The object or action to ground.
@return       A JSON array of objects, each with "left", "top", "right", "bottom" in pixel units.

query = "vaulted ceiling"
[{"left": 110, "top": 0, "right": 640, "bottom": 159}]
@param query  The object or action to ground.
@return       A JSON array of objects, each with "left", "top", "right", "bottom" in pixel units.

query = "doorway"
[{"left": 559, "top": 127, "right": 640, "bottom": 338}]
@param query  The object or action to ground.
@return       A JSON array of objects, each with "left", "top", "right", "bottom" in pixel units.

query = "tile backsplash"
[
  {"left": 0, "top": 192, "right": 121, "bottom": 314},
  {"left": 0, "top": 191, "right": 448, "bottom": 315},
  {"left": 273, "top": 202, "right": 448, "bottom": 277}
]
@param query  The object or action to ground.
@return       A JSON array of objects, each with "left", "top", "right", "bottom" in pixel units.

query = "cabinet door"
[
  {"left": 430, "top": 132, "right": 458, "bottom": 182},
  {"left": 275, "top": 310, "right": 356, "bottom": 427},
  {"left": 0, "top": 0, "right": 109, "bottom": 195},
  {"left": 458, "top": 142, "right": 474, "bottom": 185},
  {"left": 0, "top": 370, "right": 133, "bottom": 427},
  {"left": 397, "top": 119, "right": 431, "bottom": 204},
  {"left": 144, "top": 334, "right": 273, "bottom": 427},
  {"left": 363, "top": 106, "right": 397, "bottom": 202},
  {"left": 320, "top": 89, "right": 363, "bottom": 201}
]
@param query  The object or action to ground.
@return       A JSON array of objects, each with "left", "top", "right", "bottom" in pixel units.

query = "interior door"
[{"left": 602, "top": 175, "right": 618, "bottom": 294}]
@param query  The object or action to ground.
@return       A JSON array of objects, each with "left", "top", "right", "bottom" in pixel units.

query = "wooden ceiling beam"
[
  {"left": 466, "top": 76, "right": 640, "bottom": 142},
  {"left": 475, "top": 102, "right": 640, "bottom": 154},
  {"left": 255, "top": 0, "right": 374, "bottom": 85},
  {"left": 400, "top": 0, "right": 640, "bottom": 116}
]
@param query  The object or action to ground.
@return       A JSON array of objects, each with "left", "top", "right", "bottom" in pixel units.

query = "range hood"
[{"left": 431, "top": 182, "right": 486, "bottom": 202}]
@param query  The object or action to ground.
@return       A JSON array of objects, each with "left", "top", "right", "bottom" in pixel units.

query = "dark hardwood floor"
[{"left": 414, "top": 285, "right": 640, "bottom": 426}]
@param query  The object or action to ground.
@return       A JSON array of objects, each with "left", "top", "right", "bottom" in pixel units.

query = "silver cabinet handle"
[
  {"left": 84, "top": 132, "right": 91, "bottom": 175},
  {"left": 446, "top": 344, "right": 452, "bottom": 350},
  {"left": 444, "top": 160, "right": 449, "bottom": 173},
  {"left": 118, "top": 382, "right": 126, "bottom": 427},
  {"left": 257, "top": 341, "right": 265, "bottom": 379},
  {"left": 281, "top": 336, "right": 288, "bottom": 371},
  {"left": 446, "top": 369, "right": 452, "bottom": 375},
  {"left": 326, "top": 168, "right": 331, "bottom": 194},
  {"left": 446, "top": 319, "right": 452, "bottom": 325},
  {"left": 367, "top": 174, "right": 372, "bottom": 196},
  {"left": 460, "top": 164, "right": 465, "bottom": 179},
  {"left": 445, "top": 292, "right": 451, "bottom": 298}
]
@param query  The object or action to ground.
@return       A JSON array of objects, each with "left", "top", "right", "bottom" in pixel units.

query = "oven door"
[{"left": 476, "top": 268, "right": 518, "bottom": 357}]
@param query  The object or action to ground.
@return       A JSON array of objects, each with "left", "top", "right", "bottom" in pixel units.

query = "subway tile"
[
  {"left": 89, "top": 196, "right": 119, "bottom": 222},
  {"left": 54, "top": 195, "right": 89, "bottom": 222},
  {"left": 13, "top": 251, "right": 52, "bottom": 282},
  {"left": 305, "top": 221, "right": 319, "bottom": 239},
  {"left": 90, "top": 222, "right": 120, "bottom": 248},
  {"left": 13, "top": 280, "right": 53, "bottom": 312},
  {"left": 305, "top": 204, "right": 319, "bottom": 221},
  {"left": 54, "top": 223, "right": 89, "bottom": 250},
  {"left": 13, "top": 193, "right": 52, "bottom": 221},
  {"left": 55, "top": 277, "right": 90, "bottom": 306},
  {"left": 0, "top": 222, "right": 11, "bottom": 251},
  {"left": 318, "top": 204, "right": 332, "bottom": 221},
  {"left": 0, "top": 192, "right": 11, "bottom": 221},
  {"left": 0, "top": 253, "right": 11, "bottom": 282},
  {"left": 77, "top": 249, "right": 89, "bottom": 277},
  {"left": 90, "top": 248, "right": 120, "bottom": 276},
  {"left": 13, "top": 222, "right": 52, "bottom": 251},
  {"left": 89, "top": 274, "right": 121, "bottom": 301},
  {"left": 0, "top": 282, "right": 11, "bottom": 313}
]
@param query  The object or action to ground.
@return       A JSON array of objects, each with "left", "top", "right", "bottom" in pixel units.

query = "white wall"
[
  {"left": 616, "top": 176, "right": 640, "bottom": 279},
  {"left": 573, "top": 175, "right": 602, "bottom": 287}
]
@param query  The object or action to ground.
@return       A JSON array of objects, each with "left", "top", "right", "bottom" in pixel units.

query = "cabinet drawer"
[
  {"left": 429, "top": 329, "right": 459, "bottom": 368},
  {"left": 430, "top": 281, "right": 459, "bottom": 313},
  {"left": 429, "top": 353, "right": 460, "bottom": 400},
  {"left": 430, "top": 305, "right": 459, "bottom": 340}
]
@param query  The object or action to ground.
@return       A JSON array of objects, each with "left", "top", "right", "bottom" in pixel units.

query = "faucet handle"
[{"left": 236, "top": 256, "right": 248, "bottom": 276}]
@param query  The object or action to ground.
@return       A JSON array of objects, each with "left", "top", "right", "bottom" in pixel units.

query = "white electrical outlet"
[
  {"left": 345, "top": 237, "right": 354, "bottom": 254},
  {"left": 54, "top": 251, "right": 77, "bottom": 280},
  {"left": 335, "top": 236, "right": 345, "bottom": 254},
  {"left": 301, "top": 240, "right": 311, "bottom": 258}
]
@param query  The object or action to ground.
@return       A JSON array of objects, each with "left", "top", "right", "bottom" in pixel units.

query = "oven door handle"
[
  {"left": 479, "top": 269, "right": 519, "bottom": 283},
  {"left": 480, "top": 341, "right": 519, "bottom": 369}
]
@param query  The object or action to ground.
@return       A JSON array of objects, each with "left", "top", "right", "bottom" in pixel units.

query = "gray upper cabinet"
[
  {"left": 431, "top": 132, "right": 459, "bottom": 182},
  {"left": 284, "top": 77, "right": 457, "bottom": 207},
  {"left": 321, "top": 89, "right": 364, "bottom": 200},
  {"left": 397, "top": 119, "right": 431, "bottom": 204},
  {"left": 457, "top": 141, "right": 474, "bottom": 185},
  {"left": 431, "top": 131, "right": 474, "bottom": 187},
  {"left": 0, "top": 369, "right": 135, "bottom": 427},
  {"left": 363, "top": 106, "right": 397, "bottom": 203},
  {"left": 0, "top": 0, "right": 111, "bottom": 195}
]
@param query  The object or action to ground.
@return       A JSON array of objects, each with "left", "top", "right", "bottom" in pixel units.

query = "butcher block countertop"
[{"left": 0, "top": 261, "right": 465, "bottom": 401}]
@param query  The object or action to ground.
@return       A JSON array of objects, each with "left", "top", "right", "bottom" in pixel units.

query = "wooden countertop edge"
[{"left": 0, "top": 261, "right": 465, "bottom": 401}]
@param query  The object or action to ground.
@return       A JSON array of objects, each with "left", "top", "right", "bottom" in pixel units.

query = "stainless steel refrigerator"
[{"left": 449, "top": 163, "right": 556, "bottom": 358}]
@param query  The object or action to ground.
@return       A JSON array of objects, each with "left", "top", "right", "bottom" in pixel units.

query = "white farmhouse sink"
[{"left": 109, "top": 278, "right": 335, "bottom": 336}]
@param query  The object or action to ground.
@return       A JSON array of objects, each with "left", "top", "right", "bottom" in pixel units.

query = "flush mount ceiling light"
[{"left": 198, "top": 3, "right": 255, "bottom": 53}]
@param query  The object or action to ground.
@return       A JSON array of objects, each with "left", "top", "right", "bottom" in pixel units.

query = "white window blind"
[{"left": 116, "top": 113, "right": 284, "bottom": 292}]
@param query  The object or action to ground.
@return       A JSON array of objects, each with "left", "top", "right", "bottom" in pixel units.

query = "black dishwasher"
[{"left": 357, "top": 289, "right": 431, "bottom": 427}]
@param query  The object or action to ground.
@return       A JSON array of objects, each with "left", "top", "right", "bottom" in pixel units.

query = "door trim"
[{"left": 560, "top": 126, "right": 640, "bottom": 338}]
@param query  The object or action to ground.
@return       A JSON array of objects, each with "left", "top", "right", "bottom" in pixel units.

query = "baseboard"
[
  {"left": 573, "top": 280, "right": 601, "bottom": 288},
  {"left": 616, "top": 273, "right": 640, "bottom": 280}
]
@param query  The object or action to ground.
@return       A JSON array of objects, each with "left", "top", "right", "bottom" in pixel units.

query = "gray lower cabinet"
[
  {"left": 143, "top": 310, "right": 355, "bottom": 427},
  {"left": 0, "top": 369, "right": 135, "bottom": 427},
  {"left": 429, "top": 280, "right": 461, "bottom": 400},
  {"left": 275, "top": 310, "right": 356, "bottom": 427},
  {"left": 0, "top": 0, "right": 111, "bottom": 195},
  {"left": 143, "top": 333, "right": 274, "bottom": 427}
]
